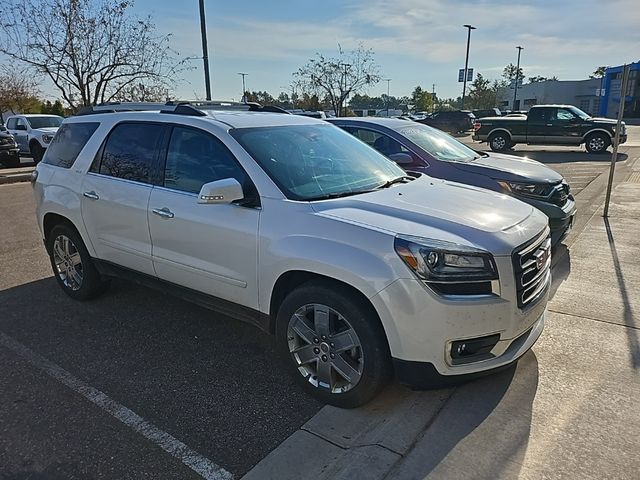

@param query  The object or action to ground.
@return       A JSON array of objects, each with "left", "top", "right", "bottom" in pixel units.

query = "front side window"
[
  {"left": 396, "top": 123, "right": 477, "bottom": 163},
  {"left": 164, "top": 126, "right": 245, "bottom": 194},
  {"left": 16, "top": 118, "right": 28, "bottom": 129},
  {"left": 6, "top": 118, "right": 16, "bottom": 130},
  {"left": 26, "top": 116, "right": 63, "bottom": 129},
  {"left": 42, "top": 122, "right": 99, "bottom": 168},
  {"left": 99, "top": 123, "right": 164, "bottom": 183},
  {"left": 554, "top": 109, "right": 576, "bottom": 121},
  {"left": 231, "top": 124, "right": 405, "bottom": 201},
  {"left": 348, "top": 128, "right": 410, "bottom": 157}
]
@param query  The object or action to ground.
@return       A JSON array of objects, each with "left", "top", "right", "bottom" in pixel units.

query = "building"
[
  {"left": 497, "top": 78, "right": 601, "bottom": 115},
  {"left": 598, "top": 62, "right": 640, "bottom": 118}
]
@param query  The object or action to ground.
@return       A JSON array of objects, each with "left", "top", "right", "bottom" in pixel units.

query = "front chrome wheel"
[
  {"left": 52, "top": 234, "right": 83, "bottom": 291},
  {"left": 588, "top": 136, "right": 606, "bottom": 152},
  {"left": 287, "top": 303, "right": 364, "bottom": 394}
]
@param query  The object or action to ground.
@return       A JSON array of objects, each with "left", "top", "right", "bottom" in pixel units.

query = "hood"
[
  {"left": 453, "top": 152, "right": 564, "bottom": 183},
  {"left": 311, "top": 175, "right": 547, "bottom": 255},
  {"left": 589, "top": 117, "right": 621, "bottom": 126},
  {"left": 34, "top": 127, "right": 59, "bottom": 133}
]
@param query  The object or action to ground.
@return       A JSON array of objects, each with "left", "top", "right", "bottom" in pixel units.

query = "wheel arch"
[
  {"left": 487, "top": 128, "right": 513, "bottom": 141},
  {"left": 42, "top": 212, "right": 95, "bottom": 257},
  {"left": 582, "top": 128, "right": 613, "bottom": 142}
]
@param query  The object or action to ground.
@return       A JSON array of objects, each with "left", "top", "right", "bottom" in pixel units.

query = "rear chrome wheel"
[
  {"left": 287, "top": 303, "right": 364, "bottom": 394},
  {"left": 52, "top": 234, "right": 84, "bottom": 291},
  {"left": 489, "top": 132, "right": 510, "bottom": 152}
]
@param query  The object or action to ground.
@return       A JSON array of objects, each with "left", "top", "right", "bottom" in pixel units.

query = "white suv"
[
  {"left": 6, "top": 114, "right": 63, "bottom": 163},
  {"left": 32, "top": 103, "right": 551, "bottom": 407}
]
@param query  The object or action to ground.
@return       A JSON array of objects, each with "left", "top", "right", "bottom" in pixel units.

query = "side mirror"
[
  {"left": 15, "top": 124, "right": 27, "bottom": 131},
  {"left": 388, "top": 152, "right": 414, "bottom": 165},
  {"left": 197, "top": 178, "right": 244, "bottom": 205}
]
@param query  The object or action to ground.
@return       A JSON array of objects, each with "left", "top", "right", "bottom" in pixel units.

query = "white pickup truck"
[{"left": 6, "top": 114, "right": 63, "bottom": 163}]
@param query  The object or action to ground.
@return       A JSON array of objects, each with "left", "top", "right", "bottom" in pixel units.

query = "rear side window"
[
  {"left": 42, "top": 122, "right": 99, "bottom": 169},
  {"left": 163, "top": 126, "right": 246, "bottom": 194},
  {"left": 98, "top": 123, "right": 165, "bottom": 184}
]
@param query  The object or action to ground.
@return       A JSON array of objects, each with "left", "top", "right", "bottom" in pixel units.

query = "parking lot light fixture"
[
  {"left": 461, "top": 24, "right": 476, "bottom": 109},
  {"left": 513, "top": 46, "right": 524, "bottom": 110}
]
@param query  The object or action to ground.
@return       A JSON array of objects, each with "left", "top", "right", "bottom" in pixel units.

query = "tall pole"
[
  {"left": 238, "top": 73, "right": 247, "bottom": 103},
  {"left": 339, "top": 63, "right": 351, "bottom": 116},
  {"left": 513, "top": 46, "right": 524, "bottom": 111},
  {"left": 385, "top": 78, "right": 391, "bottom": 116},
  {"left": 603, "top": 64, "right": 631, "bottom": 217},
  {"left": 198, "top": 0, "right": 212, "bottom": 100},
  {"left": 461, "top": 24, "right": 476, "bottom": 109},
  {"left": 432, "top": 84, "right": 436, "bottom": 112}
]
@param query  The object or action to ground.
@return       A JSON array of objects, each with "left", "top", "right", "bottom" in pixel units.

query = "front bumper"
[
  {"left": 617, "top": 134, "right": 628, "bottom": 145},
  {"left": 0, "top": 147, "right": 19, "bottom": 158},
  {"left": 517, "top": 195, "right": 576, "bottom": 246},
  {"left": 369, "top": 254, "right": 549, "bottom": 382}
]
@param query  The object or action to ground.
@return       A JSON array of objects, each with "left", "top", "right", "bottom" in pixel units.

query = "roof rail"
[{"left": 74, "top": 101, "right": 290, "bottom": 117}]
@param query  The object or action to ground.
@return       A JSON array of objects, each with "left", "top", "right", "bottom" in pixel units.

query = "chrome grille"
[{"left": 513, "top": 230, "right": 551, "bottom": 309}]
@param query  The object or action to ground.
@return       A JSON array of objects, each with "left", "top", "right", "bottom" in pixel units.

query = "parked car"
[
  {"left": 473, "top": 105, "right": 626, "bottom": 154},
  {"left": 417, "top": 110, "right": 476, "bottom": 133},
  {"left": 34, "top": 102, "right": 550, "bottom": 408},
  {"left": 0, "top": 124, "right": 20, "bottom": 168},
  {"left": 5, "top": 114, "right": 63, "bottom": 163},
  {"left": 472, "top": 108, "right": 502, "bottom": 119},
  {"left": 329, "top": 117, "right": 576, "bottom": 245}
]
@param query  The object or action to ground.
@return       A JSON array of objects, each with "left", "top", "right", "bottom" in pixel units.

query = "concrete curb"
[{"left": 0, "top": 173, "right": 32, "bottom": 185}]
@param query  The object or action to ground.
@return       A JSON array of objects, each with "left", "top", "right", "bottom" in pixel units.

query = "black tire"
[
  {"left": 30, "top": 142, "right": 45, "bottom": 164},
  {"left": 489, "top": 132, "right": 511, "bottom": 152},
  {"left": 585, "top": 132, "right": 610, "bottom": 154},
  {"left": 46, "top": 223, "right": 110, "bottom": 300},
  {"left": 276, "top": 280, "right": 392, "bottom": 408}
]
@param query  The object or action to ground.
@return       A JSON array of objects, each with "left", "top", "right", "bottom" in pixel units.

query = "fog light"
[{"left": 450, "top": 333, "right": 500, "bottom": 365}]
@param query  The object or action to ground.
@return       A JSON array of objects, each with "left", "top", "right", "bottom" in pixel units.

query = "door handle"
[
  {"left": 83, "top": 191, "right": 99, "bottom": 200},
  {"left": 152, "top": 207, "right": 175, "bottom": 219}
]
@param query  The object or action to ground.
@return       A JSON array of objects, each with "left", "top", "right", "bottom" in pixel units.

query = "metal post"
[
  {"left": 385, "top": 79, "right": 391, "bottom": 116},
  {"left": 513, "top": 46, "right": 524, "bottom": 110},
  {"left": 461, "top": 24, "right": 475, "bottom": 109},
  {"left": 339, "top": 63, "right": 351, "bottom": 116},
  {"left": 238, "top": 73, "right": 247, "bottom": 103},
  {"left": 198, "top": 0, "right": 212, "bottom": 100},
  {"left": 603, "top": 64, "right": 631, "bottom": 218},
  {"left": 432, "top": 84, "right": 436, "bottom": 112}
]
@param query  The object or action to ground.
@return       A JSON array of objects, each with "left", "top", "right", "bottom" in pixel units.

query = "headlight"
[
  {"left": 497, "top": 181, "right": 551, "bottom": 197},
  {"left": 394, "top": 235, "right": 498, "bottom": 284},
  {"left": 42, "top": 134, "right": 54, "bottom": 144}
]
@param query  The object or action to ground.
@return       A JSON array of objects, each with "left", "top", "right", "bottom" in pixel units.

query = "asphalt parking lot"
[{"left": 1, "top": 130, "right": 638, "bottom": 479}]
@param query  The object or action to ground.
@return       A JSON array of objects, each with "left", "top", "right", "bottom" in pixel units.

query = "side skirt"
[{"left": 93, "top": 259, "right": 272, "bottom": 333}]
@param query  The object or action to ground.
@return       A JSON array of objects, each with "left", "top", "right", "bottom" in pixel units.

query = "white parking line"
[{"left": 0, "top": 331, "right": 233, "bottom": 480}]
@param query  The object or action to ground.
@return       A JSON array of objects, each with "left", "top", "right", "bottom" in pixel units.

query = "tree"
[
  {"left": 590, "top": 66, "right": 608, "bottom": 79},
  {"left": 111, "top": 82, "right": 172, "bottom": 102},
  {"left": 528, "top": 75, "right": 558, "bottom": 83},
  {"left": 466, "top": 74, "right": 499, "bottom": 109},
  {"left": 503, "top": 63, "right": 525, "bottom": 84},
  {"left": 0, "top": 0, "right": 186, "bottom": 110},
  {"left": 41, "top": 100, "right": 66, "bottom": 116},
  {"left": 0, "top": 65, "right": 41, "bottom": 120},
  {"left": 411, "top": 86, "right": 434, "bottom": 112},
  {"left": 244, "top": 90, "right": 277, "bottom": 105},
  {"left": 294, "top": 43, "right": 381, "bottom": 116}
]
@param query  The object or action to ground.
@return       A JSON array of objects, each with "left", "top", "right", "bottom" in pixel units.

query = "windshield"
[
  {"left": 231, "top": 124, "right": 405, "bottom": 200},
  {"left": 396, "top": 123, "right": 477, "bottom": 163},
  {"left": 567, "top": 106, "right": 591, "bottom": 120},
  {"left": 26, "top": 116, "right": 63, "bottom": 129}
]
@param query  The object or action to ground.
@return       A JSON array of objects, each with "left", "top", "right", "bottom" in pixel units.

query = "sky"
[{"left": 38, "top": 0, "right": 640, "bottom": 102}]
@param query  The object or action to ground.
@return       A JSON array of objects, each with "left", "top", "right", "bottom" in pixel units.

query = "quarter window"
[
  {"left": 42, "top": 122, "right": 99, "bottom": 168},
  {"left": 99, "top": 123, "right": 165, "bottom": 183},
  {"left": 164, "top": 126, "right": 245, "bottom": 194}
]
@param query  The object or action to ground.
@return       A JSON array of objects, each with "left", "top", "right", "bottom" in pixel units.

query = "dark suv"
[
  {"left": 418, "top": 110, "right": 475, "bottom": 133},
  {"left": 0, "top": 125, "right": 20, "bottom": 168},
  {"left": 472, "top": 108, "right": 502, "bottom": 119}
]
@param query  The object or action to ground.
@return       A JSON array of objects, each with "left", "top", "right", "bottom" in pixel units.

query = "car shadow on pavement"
[
  {"left": 604, "top": 218, "right": 640, "bottom": 369},
  {"left": 0, "top": 463, "right": 94, "bottom": 480},
  {"left": 550, "top": 243, "right": 571, "bottom": 300},
  {"left": 395, "top": 352, "right": 539, "bottom": 479},
  {"left": 497, "top": 150, "right": 628, "bottom": 165}
]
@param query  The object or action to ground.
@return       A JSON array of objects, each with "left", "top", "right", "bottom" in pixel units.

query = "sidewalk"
[
  {"left": 0, "top": 166, "right": 34, "bottom": 185},
  {"left": 243, "top": 173, "right": 640, "bottom": 479}
]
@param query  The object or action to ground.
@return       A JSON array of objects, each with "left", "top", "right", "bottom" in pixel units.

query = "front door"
[
  {"left": 81, "top": 122, "right": 168, "bottom": 276},
  {"left": 545, "top": 107, "right": 583, "bottom": 144},
  {"left": 8, "top": 118, "right": 29, "bottom": 153},
  {"left": 148, "top": 125, "right": 260, "bottom": 308}
]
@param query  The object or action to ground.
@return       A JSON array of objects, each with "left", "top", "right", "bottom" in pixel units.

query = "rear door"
[
  {"left": 148, "top": 125, "right": 260, "bottom": 308},
  {"left": 81, "top": 122, "right": 168, "bottom": 276},
  {"left": 525, "top": 108, "right": 551, "bottom": 143}
]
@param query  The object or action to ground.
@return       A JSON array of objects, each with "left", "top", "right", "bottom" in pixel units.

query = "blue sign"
[{"left": 458, "top": 68, "right": 474, "bottom": 82}]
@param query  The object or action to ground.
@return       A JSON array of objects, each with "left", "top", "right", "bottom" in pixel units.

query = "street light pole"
[
  {"left": 385, "top": 78, "right": 391, "bottom": 116},
  {"left": 238, "top": 72, "right": 248, "bottom": 103},
  {"left": 198, "top": 0, "right": 212, "bottom": 100},
  {"left": 461, "top": 24, "right": 476, "bottom": 109},
  {"left": 513, "top": 46, "right": 524, "bottom": 110},
  {"left": 339, "top": 63, "right": 351, "bottom": 116}
]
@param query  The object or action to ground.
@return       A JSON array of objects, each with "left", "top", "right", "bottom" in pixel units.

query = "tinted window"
[
  {"left": 397, "top": 123, "right": 477, "bottom": 163},
  {"left": 6, "top": 118, "right": 16, "bottom": 129},
  {"left": 554, "top": 109, "right": 575, "bottom": 121},
  {"left": 26, "top": 116, "right": 63, "bottom": 129},
  {"left": 99, "top": 123, "right": 164, "bottom": 183},
  {"left": 164, "top": 127, "right": 245, "bottom": 194},
  {"left": 348, "top": 128, "right": 409, "bottom": 156},
  {"left": 42, "top": 122, "right": 99, "bottom": 168},
  {"left": 527, "top": 108, "right": 548, "bottom": 122}
]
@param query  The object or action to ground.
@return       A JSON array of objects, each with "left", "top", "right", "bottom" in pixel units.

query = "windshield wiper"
[
  {"left": 305, "top": 190, "right": 375, "bottom": 201},
  {"left": 376, "top": 175, "right": 415, "bottom": 189}
]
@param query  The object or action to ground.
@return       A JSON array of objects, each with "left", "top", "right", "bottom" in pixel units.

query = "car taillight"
[{"left": 474, "top": 122, "right": 481, "bottom": 131}]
